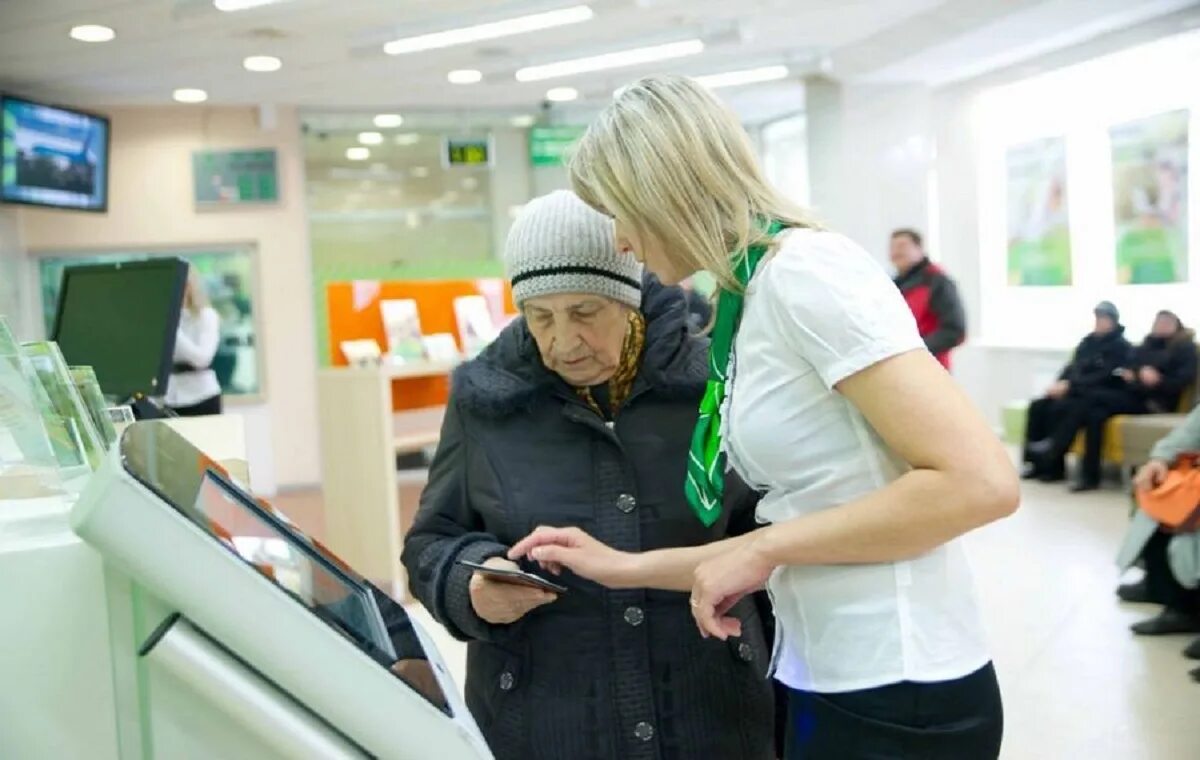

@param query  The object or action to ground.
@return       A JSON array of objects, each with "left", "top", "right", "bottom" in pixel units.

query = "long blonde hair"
[
  {"left": 568, "top": 74, "right": 817, "bottom": 292},
  {"left": 184, "top": 265, "right": 211, "bottom": 314}
]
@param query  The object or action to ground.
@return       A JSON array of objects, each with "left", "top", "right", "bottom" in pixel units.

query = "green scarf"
[{"left": 686, "top": 220, "right": 784, "bottom": 526}]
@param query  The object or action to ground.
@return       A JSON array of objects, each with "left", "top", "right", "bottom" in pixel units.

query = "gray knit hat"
[
  {"left": 1094, "top": 300, "right": 1120, "bottom": 324},
  {"left": 505, "top": 190, "right": 643, "bottom": 309}
]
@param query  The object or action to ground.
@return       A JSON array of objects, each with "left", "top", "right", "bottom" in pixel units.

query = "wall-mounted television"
[{"left": 1, "top": 94, "right": 110, "bottom": 212}]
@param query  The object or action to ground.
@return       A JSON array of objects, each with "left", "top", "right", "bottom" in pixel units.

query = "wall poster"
[
  {"left": 1005, "top": 136, "right": 1072, "bottom": 287},
  {"left": 1111, "top": 109, "right": 1189, "bottom": 284}
]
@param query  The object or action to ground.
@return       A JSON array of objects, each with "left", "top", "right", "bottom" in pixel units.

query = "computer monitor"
[{"left": 51, "top": 258, "right": 187, "bottom": 400}]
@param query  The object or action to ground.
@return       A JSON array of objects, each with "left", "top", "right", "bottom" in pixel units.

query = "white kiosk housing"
[{"left": 68, "top": 420, "right": 492, "bottom": 760}]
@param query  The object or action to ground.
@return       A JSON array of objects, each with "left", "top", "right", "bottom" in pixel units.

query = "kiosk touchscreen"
[{"left": 72, "top": 421, "right": 492, "bottom": 760}]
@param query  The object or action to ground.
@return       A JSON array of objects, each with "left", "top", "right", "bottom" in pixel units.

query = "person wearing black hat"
[{"left": 1022, "top": 301, "right": 1134, "bottom": 490}]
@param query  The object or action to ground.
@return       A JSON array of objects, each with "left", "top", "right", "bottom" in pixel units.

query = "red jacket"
[{"left": 894, "top": 259, "right": 966, "bottom": 369}]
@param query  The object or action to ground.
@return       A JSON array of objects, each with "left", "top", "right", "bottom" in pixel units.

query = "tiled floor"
[{"left": 274, "top": 478, "right": 1200, "bottom": 759}]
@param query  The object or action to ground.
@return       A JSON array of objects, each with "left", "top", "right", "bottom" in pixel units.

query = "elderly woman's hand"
[
  {"left": 1134, "top": 460, "right": 1170, "bottom": 492},
  {"left": 470, "top": 557, "right": 558, "bottom": 625},
  {"left": 509, "top": 526, "right": 634, "bottom": 588}
]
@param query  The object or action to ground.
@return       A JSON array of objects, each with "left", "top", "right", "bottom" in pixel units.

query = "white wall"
[
  {"left": 805, "top": 78, "right": 937, "bottom": 263},
  {"left": 18, "top": 106, "right": 319, "bottom": 494},
  {"left": 0, "top": 209, "right": 25, "bottom": 338},
  {"left": 932, "top": 28, "right": 1200, "bottom": 423}
]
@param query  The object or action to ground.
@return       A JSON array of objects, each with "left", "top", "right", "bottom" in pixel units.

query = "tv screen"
[
  {"left": 52, "top": 259, "right": 188, "bottom": 401},
  {"left": 1, "top": 95, "right": 110, "bottom": 212}
]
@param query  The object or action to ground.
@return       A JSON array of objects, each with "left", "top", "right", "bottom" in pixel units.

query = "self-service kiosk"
[{"left": 70, "top": 420, "right": 492, "bottom": 759}]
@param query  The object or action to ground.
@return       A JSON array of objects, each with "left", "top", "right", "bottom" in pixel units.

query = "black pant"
[
  {"left": 169, "top": 394, "right": 222, "bottom": 417},
  {"left": 784, "top": 663, "right": 1003, "bottom": 759},
  {"left": 1143, "top": 529, "right": 1200, "bottom": 615},
  {"left": 1025, "top": 391, "right": 1144, "bottom": 483}
]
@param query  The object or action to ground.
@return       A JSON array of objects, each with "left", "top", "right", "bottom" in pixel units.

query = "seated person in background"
[
  {"left": 1117, "top": 404, "right": 1200, "bottom": 682},
  {"left": 1121, "top": 310, "right": 1197, "bottom": 414},
  {"left": 401, "top": 191, "right": 774, "bottom": 760},
  {"left": 1023, "top": 301, "right": 1133, "bottom": 491}
]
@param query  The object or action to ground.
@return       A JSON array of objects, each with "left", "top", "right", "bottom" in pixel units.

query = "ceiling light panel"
[
  {"left": 694, "top": 65, "right": 789, "bottom": 89},
  {"left": 516, "top": 39, "right": 704, "bottom": 82},
  {"left": 385, "top": 5, "right": 594, "bottom": 55}
]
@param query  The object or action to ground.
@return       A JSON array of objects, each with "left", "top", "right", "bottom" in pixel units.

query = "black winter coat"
[
  {"left": 402, "top": 278, "right": 775, "bottom": 760},
  {"left": 1129, "top": 330, "right": 1198, "bottom": 413},
  {"left": 1060, "top": 327, "right": 1133, "bottom": 394}
]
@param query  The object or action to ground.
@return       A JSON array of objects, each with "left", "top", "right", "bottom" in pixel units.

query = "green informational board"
[
  {"left": 529, "top": 126, "right": 586, "bottom": 167},
  {"left": 443, "top": 138, "right": 491, "bottom": 167},
  {"left": 192, "top": 149, "right": 279, "bottom": 205}
]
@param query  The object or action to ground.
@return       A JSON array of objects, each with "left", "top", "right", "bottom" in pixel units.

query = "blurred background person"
[
  {"left": 1118, "top": 404, "right": 1200, "bottom": 662},
  {"left": 402, "top": 191, "right": 774, "bottom": 760},
  {"left": 1121, "top": 310, "right": 1197, "bottom": 414},
  {"left": 890, "top": 228, "right": 966, "bottom": 370},
  {"left": 1023, "top": 301, "right": 1132, "bottom": 489},
  {"left": 166, "top": 267, "right": 223, "bottom": 417}
]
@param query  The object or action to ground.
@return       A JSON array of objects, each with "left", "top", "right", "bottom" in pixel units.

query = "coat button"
[
  {"left": 738, "top": 642, "right": 755, "bottom": 662},
  {"left": 616, "top": 493, "right": 637, "bottom": 513},
  {"left": 499, "top": 671, "right": 515, "bottom": 691},
  {"left": 623, "top": 606, "right": 645, "bottom": 626},
  {"left": 634, "top": 721, "right": 655, "bottom": 742}
]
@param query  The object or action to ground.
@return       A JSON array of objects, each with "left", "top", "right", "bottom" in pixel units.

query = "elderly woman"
[
  {"left": 511, "top": 76, "right": 1017, "bottom": 759},
  {"left": 402, "top": 190, "right": 774, "bottom": 760},
  {"left": 1118, "top": 403, "right": 1200, "bottom": 679}
]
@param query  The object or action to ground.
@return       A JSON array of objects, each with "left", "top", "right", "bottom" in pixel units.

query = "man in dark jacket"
[
  {"left": 402, "top": 191, "right": 774, "bottom": 760},
  {"left": 1023, "top": 301, "right": 1134, "bottom": 490},
  {"left": 890, "top": 228, "right": 966, "bottom": 370}
]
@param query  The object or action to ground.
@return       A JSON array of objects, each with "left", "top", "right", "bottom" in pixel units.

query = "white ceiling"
[{"left": 0, "top": 0, "right": 1194, "bottom": 116}]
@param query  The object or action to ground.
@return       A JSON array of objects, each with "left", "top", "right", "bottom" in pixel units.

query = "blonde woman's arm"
[{"left": 690, "top": 349, "right": 1019, "bottom": 638}]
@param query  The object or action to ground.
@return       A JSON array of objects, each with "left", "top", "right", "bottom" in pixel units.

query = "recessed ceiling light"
[
  {"left": 358, "top": 131, "right": 384, "bottom": 145},
  {"left": 516, "top": 39, "right": 703, "bottom": 82},
  {"left": 510, "top": 115, "right": 536, "bottom": 128},
  {"left": 394, "top": 133, "right": 421, "bottom": 146},
  {"left": 173, "top": 88, "right": 209, "bottom": 103},
  {"left": 374, "top": 113, "right": 404, "bottom": 128},
  {"left": 243, "top": 55, "right": 282, "bottom": 73},
  {"left": 214, "top": 0, "right": 290, "bottom": 10},
  {"left": 694, "top": 65, "right": 789, "bottom": 89},
  {"left": 346, "top": 147, "right": 370, "bottom": 161},
  {"left": 546, "top": 86, "right": 579, "bottom": 103},
  {"left": 70, "top": 24, "right": 115, "bottom": 43},
  {"left": 448, "top": 69, "right": 484, "bottom": 85},
  {"left": 384, "top": 5, "right": 594, "bottom": 55}
]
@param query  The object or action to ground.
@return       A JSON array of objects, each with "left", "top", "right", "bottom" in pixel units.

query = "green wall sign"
[
  {"left": 443, "top": 138, "right": 491, "bottom": 167},
  {"left": 529, "top": 126, "right": 586, "bottom": 167},
  {"left": 192, "top": 148, "right": 279, "bottom": 205}
]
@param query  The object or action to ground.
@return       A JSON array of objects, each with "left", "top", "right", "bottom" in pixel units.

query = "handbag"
[{"left": 1137, "top": 453, "right": 1200, "bottom": 531}]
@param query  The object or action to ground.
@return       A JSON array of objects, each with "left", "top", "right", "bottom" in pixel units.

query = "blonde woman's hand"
[
  {"left": 1134, "top": 460, "right": 1170, "bottom": 492},
  {"left": 508, "top": 526, "right": 633, "bottom": 588},
  {"left": 469, "top": 557, "right": 558, "bottom": 625},
  {"left": 689, "top": 540, "right": 774, "bottom": 641}
]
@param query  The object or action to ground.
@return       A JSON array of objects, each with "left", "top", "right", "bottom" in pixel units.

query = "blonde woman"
[
  {"left": 510, "top": 75, "right": 1019, "bottom": 759},
  {"left": 167, "top": 267, "right": 223, "bottom": 416}
]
